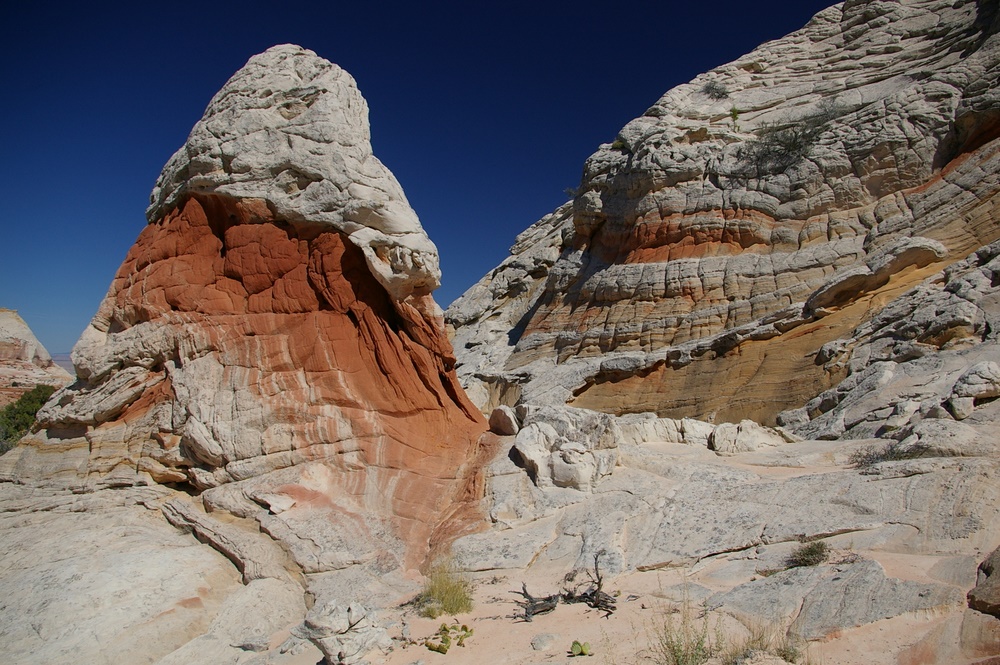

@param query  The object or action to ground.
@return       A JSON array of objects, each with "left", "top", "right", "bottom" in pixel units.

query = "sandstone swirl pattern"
[
  {"left": 1, "top": 45, "right": 485, "bottom": 573},
  {"left": 448, "top": 0, "right": 1000, "bottom": 424}
]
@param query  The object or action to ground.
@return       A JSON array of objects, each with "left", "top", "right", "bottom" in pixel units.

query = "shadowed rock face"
[
  {"left": 448, "top": 0, "right": 1000, "bottom": 424},
  {"left": 1, "top": 45, "right": 486, "bottom": 571}
]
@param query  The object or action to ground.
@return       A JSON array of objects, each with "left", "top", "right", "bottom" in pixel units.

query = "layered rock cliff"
[
  {"left": 1, "top": 45, "right": 485, "bottom": 577},
  {"left": 0, "top": 309, "right": 72, "bottom": 405},
  {"left": 448, "top": 0, "right": 1000, "bottom": 425}
]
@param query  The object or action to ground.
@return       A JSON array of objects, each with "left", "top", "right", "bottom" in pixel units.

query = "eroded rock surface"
[
  {"left": 448, "top": 0, "right": 1000, "bottom": 425},
  {"left": 0, "top": 309, "right": 72, "bottom": 405},
  {"left": 0, "top": 45, "right": 484, "bottom": 665}
]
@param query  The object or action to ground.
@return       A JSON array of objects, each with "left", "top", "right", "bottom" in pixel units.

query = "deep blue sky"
[{"left": 0, "top": 0, "right": 834, "bottom": 353}]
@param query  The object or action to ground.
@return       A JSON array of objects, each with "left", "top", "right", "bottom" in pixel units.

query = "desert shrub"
[
  {"left": 717, "top": 623, "right": 803, "bottom": 665},
  {"left": 735, "top": 123, "right": 817, "bottom": 176},
  {"left": 848, "top": 440, "right": 929, "bottom": 468},
  {"left": 415, "top": 561, "right": 473, "bottom": 618},
  {"left": 785, "top": 541, "right": 829, "bottom": 569},
  {"left": 733, "top": 99, "right": 840, "bottom": 177},
  {"left": 650, "top": 598, "right": 714, "bottom": 665},
  {"left": 0, "top": 384, "right": 56, "bottom": 454},
  {"left": 650, "top": 593, "right": 811, "bottom": 665},
  {"left": 702, "top": 81, "right": 730, "bottom": 100}
]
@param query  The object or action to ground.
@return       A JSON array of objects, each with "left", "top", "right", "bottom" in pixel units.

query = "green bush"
[
  {"left": 701, "top": 81, "right": 730, "bottom": 100},
  {"left": 415, "top": 561, "right": 473, "bottom": 619},
  {"left": 785, "top": 541, "right": 829, "bottom": 569},
  {"left": 0, "top": 384, "right": 56, "bottom": 454},
  {"left": 733, "top": 99, "right": 839, "bottom": 177}
]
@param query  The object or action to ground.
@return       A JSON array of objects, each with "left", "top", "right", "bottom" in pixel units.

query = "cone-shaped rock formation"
[{"left": 1, "top": 45, "right": 486, "bottom": 570}]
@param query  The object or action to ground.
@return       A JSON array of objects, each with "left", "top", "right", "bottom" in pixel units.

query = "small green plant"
[
  {"left": 570, "top": 640, "right": 593, "bottom": 657},
  {"left": 785, "top": 541, "right": 829, "bottom": 569},
  {"left": 0, "top": 384, "right": 57, "bottom": 454},
  {"left": 702, "top": 81, "right": 730, "bottom": 100},
  {"left": 423, "top": 622, "right": 473, "bottom": 654},
  {"left": 610, "top": 138, "right": 631, "bottom": 153},
  {"left": 729, "top": 107, "right": 741, "bottom": 132},
  {"left": 415, "top": 561, "right": 473, "bottom": 619},
  {"left": 848, "top": 440, "right": 929, "bottom": 469}
]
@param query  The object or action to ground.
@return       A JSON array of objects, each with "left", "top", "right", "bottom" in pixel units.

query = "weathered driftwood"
[
  {"left": 562, "top": 551, "right": 617, "bottom": 617},
  {"left": 511, "top": 551, "right": 617, "bottom": 621},
  {"left": 510, "top": 582, "right": 560, "bottom": 621}
]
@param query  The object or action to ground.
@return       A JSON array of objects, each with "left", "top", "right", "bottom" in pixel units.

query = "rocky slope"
[
  {"left": 442, "top": 0, "right": 1000, "bottom": 662},
  {"left": 448, "top": 0, "right": 1000, "bottom": 424},
  {"left": 0, "top": 308, "right": 72, "bottom": 405},
  {"left": 0, "top": 45, "right": 486, "bottom": 664}
]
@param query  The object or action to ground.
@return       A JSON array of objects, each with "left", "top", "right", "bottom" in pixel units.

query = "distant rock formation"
[
  {"left": 0, "top": 309, "right": 72, "bottom": 405},
  {"left": 448, "top": 0, "right": 1000, "bottom": 425},
  {"left": 1, "top": 45, "right": 486, "bottom": 577}
]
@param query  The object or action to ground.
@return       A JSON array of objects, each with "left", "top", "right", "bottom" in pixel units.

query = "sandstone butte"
[
  {"left": 4, "top": 2, "right": 1000, "bottom": 665},
  {"left": 0, "top": 308, "right": 72, "bottom": 406},
  {"left": 0, "top": 43, "right": 489, "bottom": 656}
]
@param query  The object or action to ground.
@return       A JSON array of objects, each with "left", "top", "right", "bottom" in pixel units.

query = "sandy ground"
[{"left": 371, "top": 568, "right": 996, "bottom": 665}]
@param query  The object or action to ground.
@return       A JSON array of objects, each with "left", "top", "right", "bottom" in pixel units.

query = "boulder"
[
  {"left": 511, "top": 405, "right": 620, "bottom": 492},
  {"left": 488, "top": 405, "right": 520, "bottom": 435},
  {"left": 708, "top": 419, "right": 789, "bottom": 455},
  {"left": 969, "top": 547, "right": 1000, "bottom": 618},
  {"left": 949, "top": 361, "right": 1000, "bottom": 419}
]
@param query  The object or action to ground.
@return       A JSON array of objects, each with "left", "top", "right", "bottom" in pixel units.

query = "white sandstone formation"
[
  {"left": 149, "top": 44, "right": 440, "bottom": 304},
  {"left": 448, "top": 0, "right": 1000, "bottom": 426},
  {"left": 0, "top": 45, "right": 484, "bottom": 665},
  {"left": 0, "top": 309, "right": 73, "bottom": 405}
]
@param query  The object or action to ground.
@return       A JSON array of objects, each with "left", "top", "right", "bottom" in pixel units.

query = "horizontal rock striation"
[
  {"left": 1, "top": 45, "right": 486, "bottom": 576},
  {"left": 448, "top": 0, "right": 1000, "bottom": 425}
]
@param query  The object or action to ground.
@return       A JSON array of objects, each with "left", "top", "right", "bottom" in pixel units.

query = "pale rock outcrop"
[
  {"left": 148, "top": 45, "right": 440, "bottom": 303},
  {"left": 779, "top": 238, "right": 1000, "bottom": 440},
  {"left": 708, "top": 419, "right": 792, "bottom": 455},
  {"left": 0, "top": 485, "right": 296, "bottom": 665},
  {"left": 511, "top": 405, "right": 620, "bottom": 492},
  {"left": 708, "top": 559, "right": 965, "bottom": 641},
  {"left": 0, "top": 308, "right": 72, "bottom": 405},
  {"left": 968, "top": 546, "right": 1000, "bottom": 618},
  {"left": 448, "top": 0, "right": 1000, "bottom": 427},
  {"left": 497, "top": 405, "right": 792, "bottom": 491},
  {"left": 288, "top": 601, "right": 392, "bottom": 665},
  {"left": 949, "top": 360, "right": 1000, "bottom": 419},
  {"left": 0, "top": 45, "right": 485, "bottom": 665}
]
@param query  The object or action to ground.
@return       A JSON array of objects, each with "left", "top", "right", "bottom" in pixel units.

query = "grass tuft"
[
  {"left": 415, "top": 561, "right": 473, "bottom": 619},
  {"left": 848, "top": 440, "right": 929, "bottom": 469},
  {"left": 785, "top": 541, "right": 829, "bottom": 569}
]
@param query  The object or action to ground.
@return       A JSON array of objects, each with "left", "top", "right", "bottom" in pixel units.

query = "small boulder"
[
  {"left": 708, "top": 420, "right": 788, "bottom": 455},
  {"left": 969, "top": 547, "right": 1000, "bottom": 618},
  {"left": 949, "top": 361, "right": 1000, "bottom": 419},
  {"left": 489, "top": 405, "right": 520, "bottom": 435}
]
